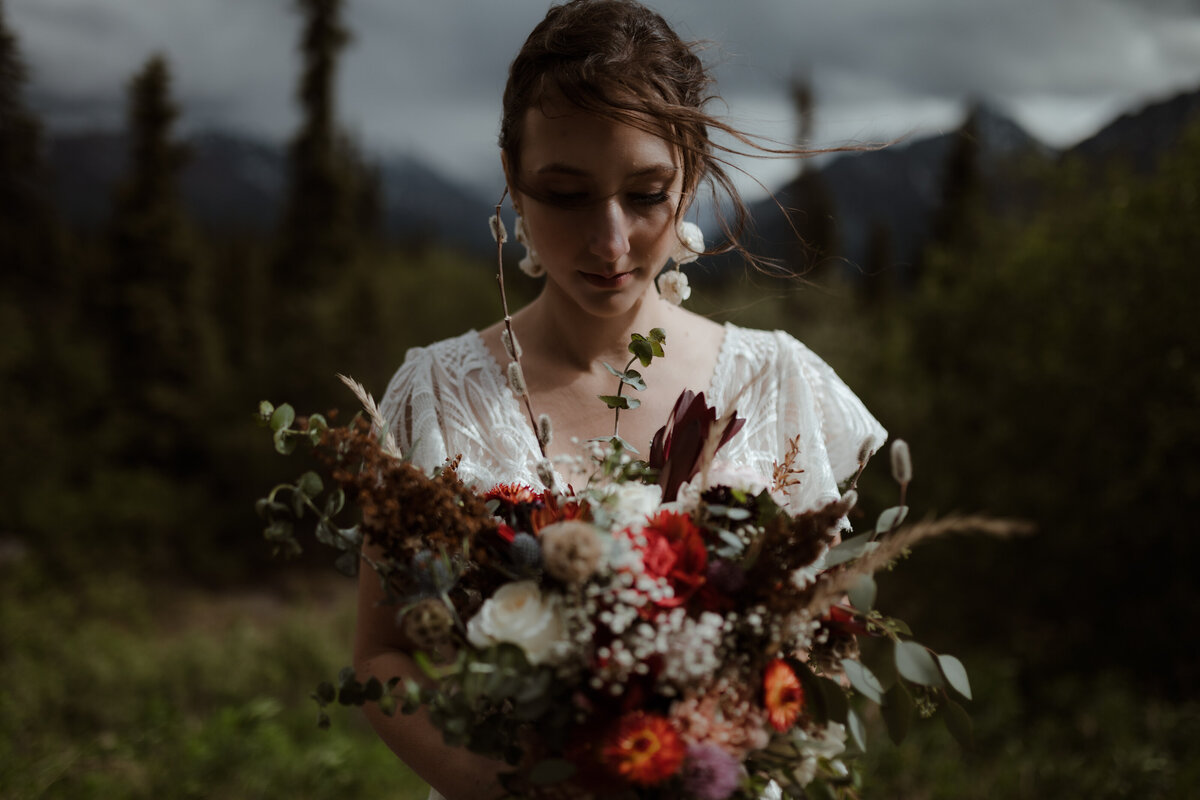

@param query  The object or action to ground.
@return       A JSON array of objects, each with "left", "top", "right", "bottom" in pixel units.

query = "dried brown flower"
[{"left": 540, "top": 520, "right": 605, "bottom": 585}]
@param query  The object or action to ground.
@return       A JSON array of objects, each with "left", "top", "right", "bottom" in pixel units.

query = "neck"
[{"left": 518, "top": 284, "right": 677, "bottom": 371}]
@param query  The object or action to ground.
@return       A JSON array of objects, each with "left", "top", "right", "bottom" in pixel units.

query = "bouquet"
[
  {"left": 255, "top": 330, "right": 1022, "bottom": 800},
  {"left": 255, "top": 207, "right": 1026, "bottom": 798}
]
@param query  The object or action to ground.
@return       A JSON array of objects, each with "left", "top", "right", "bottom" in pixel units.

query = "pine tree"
[
  {"left": 276, "top": 0, "right": 377, "bottom": 288},
  {"left": 105, "top": 54, "right": 214, "bottom": 467},
  {"left": 0, "top": 0, "right": 58, "bottom": 299},
  {"left": 784, "top": 70, "right": 838, "bottom": 279}
]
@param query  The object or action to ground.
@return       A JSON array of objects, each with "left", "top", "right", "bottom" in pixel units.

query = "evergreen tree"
[
  {"left": 927, "top": 103, "right": 985, "bottom": 260},
  {"left": 782, "top": 71, "right": 837, "bottom": 280},
  {"left": 0, "top": 0, "right": 58, "bottom": 300},
  {"left": 276, "top": 0, "right": 377, "bottom": 289},
  {"left": 105, "top": 54, "right": 215, "bottom": 468}
]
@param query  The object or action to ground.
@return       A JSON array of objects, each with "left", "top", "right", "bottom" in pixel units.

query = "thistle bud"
[
  {"left": 890, "top": 439, "right": 912, "bottom": 485},
  {"left": 502, "top": 329, "right": 522, "bottom": 359},
  {"left": 489, "top": 213, "right": 507, "bottom": 243},
  {"left": 510, "top": 532, "right": 542, "bottom": 569},
  {"left": 507, "top": 361, "right": 527, "bottom": 396},
  {"left": 537, "top": 413, "right": 553, "bottom": 448}
]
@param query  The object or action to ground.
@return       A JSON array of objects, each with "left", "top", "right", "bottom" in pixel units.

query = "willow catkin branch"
[
  {"left": 337, "top": 373, "right": 400, "bottom": 458},
  {"left": 803, "top": 514, "right": 1036, "bottom": 619},
  {"left": 492, "top": 192, "right": 548, "bottom": 460}
]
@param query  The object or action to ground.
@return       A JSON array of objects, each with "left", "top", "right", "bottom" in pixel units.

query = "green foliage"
[
  {"left": 874, "top": 119, "right": 1200, "bottom": 692},
  {"left": 0, "top": 560, "right": 429, "bottom": 800}
]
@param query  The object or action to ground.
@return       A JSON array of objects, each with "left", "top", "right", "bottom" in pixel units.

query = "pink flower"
[{"left": 681, "top": 743, "right": 741, "bottom": 800}]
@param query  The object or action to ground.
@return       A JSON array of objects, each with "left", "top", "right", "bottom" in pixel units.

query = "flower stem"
[{"left": 612, "top": 354, "right": 638, "bottom": 438}]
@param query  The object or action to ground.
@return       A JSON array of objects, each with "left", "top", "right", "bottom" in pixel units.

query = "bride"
[{"left": 354, "top": 1, "right": 885, "bottom": 798}]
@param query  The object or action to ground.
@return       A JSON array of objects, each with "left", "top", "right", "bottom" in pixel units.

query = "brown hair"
[{"left": 500, "top": 0, "right": 827, "bottom": 262}]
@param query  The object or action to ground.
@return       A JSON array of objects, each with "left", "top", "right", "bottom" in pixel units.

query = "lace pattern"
[{"left": 379, "top": 324, "right": 886, "bottom": 515}]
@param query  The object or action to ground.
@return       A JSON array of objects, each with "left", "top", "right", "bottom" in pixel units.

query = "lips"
[{"left": 580, "top": 270, "right": 636, "bottom": 289}]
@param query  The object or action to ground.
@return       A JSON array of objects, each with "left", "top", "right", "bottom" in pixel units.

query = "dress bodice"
[{"left": 379, "top": 323, "right": 886, "bottom": 515}]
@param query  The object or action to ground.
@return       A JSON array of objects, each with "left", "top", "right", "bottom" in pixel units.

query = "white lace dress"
[{"left": 377, "top": 322, "right": 886, "bottom": 800}]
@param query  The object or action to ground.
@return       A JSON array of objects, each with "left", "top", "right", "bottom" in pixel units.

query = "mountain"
[
  {"left": 45, "top": 129, "right": 495, "bottom": 256},
  {"left": 725, "top": 102, "right": 1052, "bottom": 280},
  {"left": 1067, "top": 86, "right": 1200, "bottom": 173}
]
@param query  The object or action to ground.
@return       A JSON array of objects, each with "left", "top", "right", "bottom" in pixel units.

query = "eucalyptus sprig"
[{"left": 598, "top": 328, "right": 666, "bottom": 452}]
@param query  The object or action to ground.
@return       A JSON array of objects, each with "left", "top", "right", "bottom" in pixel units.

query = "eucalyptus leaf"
[
  {"left": 847, "top": 707, "right": 868, "bottom": 752},
  {"left": 324, "top": 487, "right": 345, "bottom": 517},
  {"left": 628, "top": 338, "right": 654, "bottom": 367},
  {"left": 848, "top": 573, "right": 877, "bottom": 611},
  {"left": 882, "top": 683, "right": 913, "bottom": 744},
  {"left": 298, "top": 470, "right": 323, "bottom": 498},
  {"left": 313, "top": 681, "right": 336, "bottom": 706},
  {"left": 942, "top": 697, "right": 974, "bottom": 748},
  {"left": 270, "top": 403, "right": 295, "bottom": 433},
  {"left": 841, "top": 659, "right": 885, "bottom": 705},
  {"left": 621, "top": 369, "right": 646, "bottom": 391},
  {"left": 875, "top": 505, "right": 910, "bottom": 535},
  {"left": 258, "top": 400, "right": 274, "bottom": 420},
  {"left": 894, "top": 641, "right": 945, "bottom": 688},
  {"left": 937, "top": 654, "right": 973, "bottom": 700},
  {"left": 273, "top": 429, "right": 298, "bottom": 455},
  {"left": 858, "top": 638, "right": 897, "bottom": 691},
  {"left": 649, "top": 327, "right": 666, "bottom": 343},
  {"left": 823, "top": 532, "right": 876, "bottom": 567},
  {"left": 598, "top": 394, "right": 635, "bottom": 410},
  {"left": 716, "top": 529, "right": 745, "bottom": 553}
]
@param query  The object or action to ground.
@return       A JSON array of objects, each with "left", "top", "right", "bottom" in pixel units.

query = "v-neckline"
[{"left": 468, "top": 323, "right": 736, "bottom": 468}]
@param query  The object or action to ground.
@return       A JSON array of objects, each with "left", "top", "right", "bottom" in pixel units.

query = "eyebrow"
[{"left": 535, "top": 163, "right": 679, "bottom": 178}]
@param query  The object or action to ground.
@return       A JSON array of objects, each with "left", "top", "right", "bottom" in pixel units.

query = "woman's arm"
[{"left": 353, "top": 545, "right": 510, "bottom": 800}]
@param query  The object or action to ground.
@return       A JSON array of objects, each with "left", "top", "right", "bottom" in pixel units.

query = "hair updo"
[{"left": 500, "top": 0, "right": 774, "bottom": 255}]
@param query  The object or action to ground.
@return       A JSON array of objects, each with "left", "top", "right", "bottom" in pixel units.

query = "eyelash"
[{"left": 543, "top": 191, "right": 670, "bottom": 209}]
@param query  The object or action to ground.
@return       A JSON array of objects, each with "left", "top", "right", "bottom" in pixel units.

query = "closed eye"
[{"left": 630, "top": 191, "right": 670, "bottom": 207}]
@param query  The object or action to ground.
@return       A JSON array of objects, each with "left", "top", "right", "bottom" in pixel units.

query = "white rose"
[
  {"left": 466, "top": 580, "right": 568, "bottom": 666},
  {"left": 592, "top": 482, "right": 663, "bottom": 531}
]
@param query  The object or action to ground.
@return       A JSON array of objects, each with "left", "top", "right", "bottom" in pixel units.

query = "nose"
[{"left": 587, "top": 198, "right": 632, "bottom": 266}]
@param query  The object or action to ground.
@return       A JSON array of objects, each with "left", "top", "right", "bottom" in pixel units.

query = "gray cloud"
[{"left": 10, "top": 0, "right": 1200, "bottom": 193}]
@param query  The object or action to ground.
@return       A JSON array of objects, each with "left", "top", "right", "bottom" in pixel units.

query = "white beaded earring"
[
  {"left": 514, "top": 214, "right": 544, "bottom": 278},
  {"left": 658, "top": 220, "right": 703, "bottom": 305}
]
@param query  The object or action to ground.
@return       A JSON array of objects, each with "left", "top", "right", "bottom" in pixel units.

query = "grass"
[
  {"left": 2, "top": 555, "right": 1196, "bottom": 799},
  {"left": 0, "top": 559, "right": 427, "bottom": 800}
]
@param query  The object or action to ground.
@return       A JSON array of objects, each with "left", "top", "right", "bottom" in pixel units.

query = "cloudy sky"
[{"left": 10, "top": 0, "right": 1200, "bottom": 197}]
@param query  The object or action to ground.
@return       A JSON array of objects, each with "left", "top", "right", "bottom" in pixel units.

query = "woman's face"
[{"left": 506, "top": 100, "right": 685, "bottom": 319}]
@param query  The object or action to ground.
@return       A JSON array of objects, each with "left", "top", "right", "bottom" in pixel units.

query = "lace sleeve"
[
  {"left": 379, "top": 345, "right": 449, "bottom": 473},
  {"left": 783, "top": 334, "right": 887, "bottom": 485}
]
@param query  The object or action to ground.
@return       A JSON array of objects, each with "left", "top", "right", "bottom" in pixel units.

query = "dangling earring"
[
  {"left": 658, "top": 220, "right": 703, "bottom": 305},
  {"left": 514, "top": 214, "right": 544, "bottom": 278}
]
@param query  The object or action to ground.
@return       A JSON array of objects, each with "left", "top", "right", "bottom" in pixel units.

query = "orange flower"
[
  {"left": 600, "top": 711, "right": 687, "bottom": 786},
  {"left": 763, "top": 658, "right": 805, "bottom": 732},
  {"left": 530, "top": 493, "right": 589, "bottom": 534},
  {"left": 485, "top": 483, "right": 539, "bottom": 505}
]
